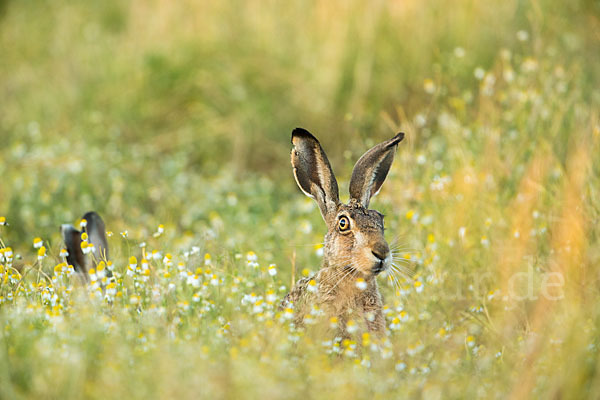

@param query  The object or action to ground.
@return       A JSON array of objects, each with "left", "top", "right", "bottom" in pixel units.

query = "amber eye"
[{"left": 338, "top": 216, "right": 350, "bottom": 232}]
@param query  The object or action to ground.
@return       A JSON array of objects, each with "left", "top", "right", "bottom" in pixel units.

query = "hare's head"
[
  {"left": 291, "top": 128, "right": 404, "bottom": 278},
  {"left": 60, "top": 211, "right": 109, "bottom": 275}
]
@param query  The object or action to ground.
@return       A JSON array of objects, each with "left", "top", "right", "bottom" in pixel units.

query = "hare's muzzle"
[{"left": 370, "top": 243, "right": 390, "bottom": 275}]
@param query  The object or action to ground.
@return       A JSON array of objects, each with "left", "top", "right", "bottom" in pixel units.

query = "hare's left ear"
[
  {"left": 291, "top": 128, "right": 340, "bottom": 221},
  {"left": 349, "top": 132, "right": 404, "bottom": 208}
]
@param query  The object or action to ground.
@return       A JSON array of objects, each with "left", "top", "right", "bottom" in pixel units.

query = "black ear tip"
[
  {"left": 386, "top": 132, "right": 405, "bottom": 147},
  {"left": 291, "top": 127, "right": 318, "bottom": 143},
  {"left": 81, "top": 212, "right": 106, "bottom": 231},
  {"left": 82, "top": 211, "right": 101, "bottom": 220}
]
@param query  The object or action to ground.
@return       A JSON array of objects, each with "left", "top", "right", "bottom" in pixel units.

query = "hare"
[
  {"left": 282, "top": 128, "right": 404, "bottom": 338},
  {"left": 60, "top": 211, "right": 110, "bottom": 282}
]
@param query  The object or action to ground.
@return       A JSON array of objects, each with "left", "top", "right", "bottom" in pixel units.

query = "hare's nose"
[
  {"left": 371, "top": 243, "right": 389, "bottom": 261},
  {"left": 371, "top": 250, "right": 385, "bottom": 261}
]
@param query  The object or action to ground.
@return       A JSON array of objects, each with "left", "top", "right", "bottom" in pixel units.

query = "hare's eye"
[{"left": 338, "top": 216, "right": 350, "bottom": 232}]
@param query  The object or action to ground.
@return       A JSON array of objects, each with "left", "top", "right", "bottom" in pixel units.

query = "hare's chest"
[{"left": 317, "top": 285, "right": 368, "bottom": 318}]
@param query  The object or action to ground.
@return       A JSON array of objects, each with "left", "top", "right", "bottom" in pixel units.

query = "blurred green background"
[
  {"left": 2, "top": 0, "right": 598, "bottom": 245},
  {"left": 2, "top": 1, "right": 600, "bottom": 399}
]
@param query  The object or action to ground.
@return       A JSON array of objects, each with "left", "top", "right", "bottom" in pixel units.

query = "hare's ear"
[
  {"left": 82, "top": 211, "right": 109, "bottom": 262},
  {"left": 349, "top": 132, "right": 404, "bottom": 208},
  {"left": 291, "top": 128, "right": 340, "bottom": 220},
  {"left": 60, "top": 224, "right": 86, "bottom": 273}
]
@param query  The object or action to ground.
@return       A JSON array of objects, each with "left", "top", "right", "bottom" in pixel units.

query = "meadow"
[{"left": 1, "top": 0, "right": 600, "bottom": 398}]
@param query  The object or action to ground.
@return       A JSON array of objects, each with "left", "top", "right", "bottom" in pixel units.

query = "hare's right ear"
[
  {"left": 291, "top": 128, "right": 339, "bottom": 221},
  {"left": 82, "top": 211, "right": 109, "bottom": 262},
  {"left": 60, "top": 224, "right": 86, "bottom": 273},
  {"left": 349, "top": 132, "right": 404, "bottom": 208}
]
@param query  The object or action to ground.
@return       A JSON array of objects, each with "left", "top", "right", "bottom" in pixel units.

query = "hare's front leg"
[
  {"left": 364, "top": 307, "right": 385, "bottom": 336},
  {"left": 362, "top": 291, "right": 386, "bottom": 337}
]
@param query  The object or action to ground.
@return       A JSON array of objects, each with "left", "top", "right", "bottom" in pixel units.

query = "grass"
[{"left": 1, "top": 0, "right": 600, "bottom": 398}]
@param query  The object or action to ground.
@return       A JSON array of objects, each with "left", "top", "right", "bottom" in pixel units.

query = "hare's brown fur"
[
  {"left": 283, "top": 268, "right": 386, "bottom": 335},
  {"left": 282, "top": 128, "right": 404, "bottom": 338}
]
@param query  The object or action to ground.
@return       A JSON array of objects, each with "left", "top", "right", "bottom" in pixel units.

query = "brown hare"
[
  {"left": 60, "top": 211, "right": 110, "bottom": 282},
  {"left": 282, "top": 128, "right": 404, "bottom": 338}
]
